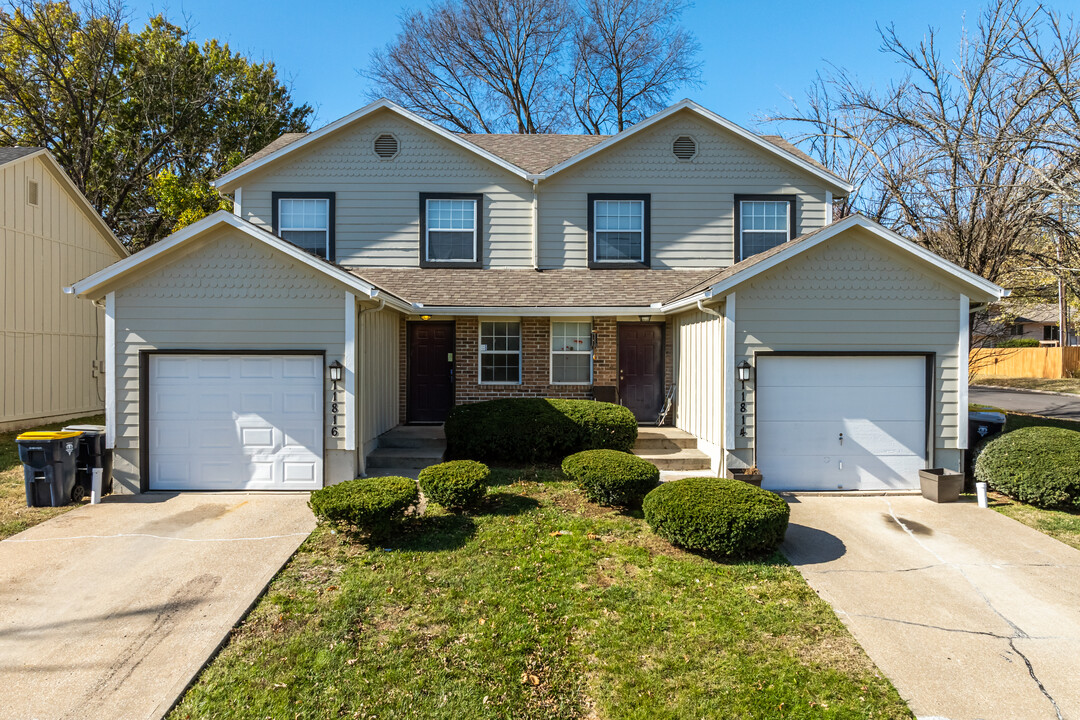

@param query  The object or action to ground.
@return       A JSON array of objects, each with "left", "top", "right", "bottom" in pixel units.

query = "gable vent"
[
  {"left": 672, "top": 135, "right": 697, "bottom": 160},
  {"left": 374, "top": 133, "right": 399, "bottom": 159},
  {"left": 27, "top": 178, "right": 39, "bottom": 206}
]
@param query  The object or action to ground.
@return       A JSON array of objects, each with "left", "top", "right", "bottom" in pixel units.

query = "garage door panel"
[
  {"left": 149, "top": 354, "right": 323, "bottom": 491},
  {"left": 757, "top": 356, "right": 927, "bottom": 491}
]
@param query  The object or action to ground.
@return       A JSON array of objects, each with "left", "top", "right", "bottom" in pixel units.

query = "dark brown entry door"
[
  {"left": 408, "top": 322, "right": 455, "bottom": 423},
  {"left": 618, "top": 323, "right": 664, "bottom": 423}
]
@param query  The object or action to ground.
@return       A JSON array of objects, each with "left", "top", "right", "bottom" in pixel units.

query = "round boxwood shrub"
[
  {"left": 975, "top": 426, "right": 1080, "bottom": 510},
  {"left": 418, "top": 460, "right": 490, "bottom": 511},
  {"left": 445, "top": 398, "right": 637, "bottom": 464},
  {"left": 309, "top": 476, "right": 418, "bottom": 537},
  {"left": 642, "top": 477, "right": 790, "bottom": 557},
  {"left": 561, "top": 449, "right": 659, "bottom": 506}
]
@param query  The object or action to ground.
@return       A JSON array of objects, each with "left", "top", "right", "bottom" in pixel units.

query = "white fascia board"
[
  {"left": 70, "top": 211, "right": 413, "bottom": 313},
  {"left": 213, "top": 98, "right": 530, "bottom": 190},
  {"left": 408, "top": 305, "right": 662, "bottom": 317},
  {"left": 665, "top": 215, "right": 1006, "bottom": 308},
  {"left": 539, "top": 99, "right": 855, "bottom": 195}
]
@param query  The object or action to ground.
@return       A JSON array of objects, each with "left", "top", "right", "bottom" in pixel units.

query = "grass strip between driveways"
[
  {"left": 170, "top": 468, "right": 910, "bottom": 720},
  {"left": 971, "top": 376, "right": 1080, "bottom": 395},
  {"left": 0, "top": 414, "right": 104, "bottom": 540}
]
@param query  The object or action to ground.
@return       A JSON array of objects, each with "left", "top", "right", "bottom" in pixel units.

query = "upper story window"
[
  {"left": 551, "top": 320, "right": 592, "bottom": 384},
  {"left": 1009, "top": 323, "right": 1025, "bottom": 337},
  {"left": 272, "top": 192, "right": 335, "bottom": 260},
  {"left": 420, "top": 192, "right": 483, "bottom": 268},
  {"left": 588, "top": 193, "right": 651, "bottom": 269},
  {"left": 735, "top": 195, "right": 795, "bottom": 261}
]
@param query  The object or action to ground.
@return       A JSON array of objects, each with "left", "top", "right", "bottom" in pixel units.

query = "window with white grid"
[
  {"left": 426, "top": 198, "right": 478, "bottom": 262},
  {"left": 551, "top": 321, "right": 592, "bottom": 384},
  {"left": 593, "top": 199, "right": 645, "bottom": 263},
  {"left": 278, "top": 197, "right": 330, "bottom": 257},
  {"left": 480, "top": 321, "right": 521, "bottom": 384},
  {"left": 739, "top": 199, "right": 792, "bottom": 258}
]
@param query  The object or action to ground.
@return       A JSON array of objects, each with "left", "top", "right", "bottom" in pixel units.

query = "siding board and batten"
[
  {"left": 673, "top": 308, "right": 724, "bottom": 469},
  {"left": 1, "top": 152, "right": 125, "bottom": 430}
]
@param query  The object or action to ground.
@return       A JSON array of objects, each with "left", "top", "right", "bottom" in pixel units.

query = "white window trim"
[
  {"left": 593, "top": 199, "right": 645, "bottom": 264},
  {"left": 478, "top": 319, "right": 522, "bottom": 385},
  {"left": 549, "top": 319, "right": 593, "bottom": 385},
  {"left": 425, "top": 197, "right": 478, "bottom": 263},
  {"left": 278, "top": 197, "right": 331, "bottom": 258},
  {"left": 738, "top": 198, "right": 793, "bottom": 260}
]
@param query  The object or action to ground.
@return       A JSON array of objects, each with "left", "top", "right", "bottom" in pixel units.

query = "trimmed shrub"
[
  {"left": 996, "top": 338, "right": 1041, "bottom": 348},
  {"left": 562, "top": 449, "right": 659, "bottom": 506},
  {"left": 642, "top": 477, "right": 790, "bottom": 557},
  {"left": 419, "top": 460, "right": 490, "bottom": 511},
  {"left": 975, "top": 426, "right": 1080, "bottom": 510},
  {"left": 309, "top": 476, "right": 418, "bottom": 537},
  {"left": 445, "top": 398, "right": 637, "bottom": 464}
]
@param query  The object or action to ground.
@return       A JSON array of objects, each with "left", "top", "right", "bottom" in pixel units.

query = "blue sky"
[{"left": 126, "top": 0, "right": 994, "bottom": 133}]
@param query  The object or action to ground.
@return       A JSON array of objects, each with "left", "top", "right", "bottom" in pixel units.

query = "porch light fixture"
[
  {"left": 639, "top": 315, "right": 651, "bottom": 322},
  {"left": 737, "top": 360, "right": 753, "bottom": 387},
  {"left": 419, "top": 315, "right": 432, "bottom": 321},
  {"left": 328, "top": 360, "right": 344, "bottom": 384}
]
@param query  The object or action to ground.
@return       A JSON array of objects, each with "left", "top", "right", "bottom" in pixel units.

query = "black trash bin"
[
  {"left": 16, "top": 431, "right": 84, "bottom": 507},
  {"left": 63, "top": 424, "right": 114, "bottom": 499},
  {"left": 965, "top": 408, "right": 1007, "bottom": 481}
]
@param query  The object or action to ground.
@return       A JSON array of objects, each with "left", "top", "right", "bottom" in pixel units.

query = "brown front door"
[
  {"left": 618, "top": 323, "right": 664, "bottom": 423},
  {"left": 407, "top": 321, "right": 455, "bottom": 423}
]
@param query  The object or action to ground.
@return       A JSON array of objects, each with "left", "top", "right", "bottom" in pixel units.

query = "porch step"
[
  {"left": 634, "top": 448, "right": 712, "bottom": 472},
  {"left": 375, "top": 425, "right": 446, "bottom": 449},
  {"left": 633, "top": 427, "right": 699, "bottom": 450},
  {"left": 366, "top": 446, "right": 445, "bottom": 469}
]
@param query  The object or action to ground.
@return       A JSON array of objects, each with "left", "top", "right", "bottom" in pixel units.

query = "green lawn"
[
  {"left": 171, "top": 468, "right": 910, "bottom": 720},
  {"left": 1, "top": 414, "right": 103, "bottom": 540},
  {"left": 971, "top": 376, "right": 1080, "bottom": 395}
]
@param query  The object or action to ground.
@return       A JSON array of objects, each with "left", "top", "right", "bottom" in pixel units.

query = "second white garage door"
[
  {"left": 755, "top": 355, "right": 927, "bottom": 491},
  {"left": 148, "top": 354, "right": 323, "bottom": 491}
]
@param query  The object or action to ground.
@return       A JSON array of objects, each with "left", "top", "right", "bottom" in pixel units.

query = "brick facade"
[{"left": 398, "top": 315, "right": 673, "bottom": 424}]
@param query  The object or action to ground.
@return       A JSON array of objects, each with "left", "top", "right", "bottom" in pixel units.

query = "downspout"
[
  {"left": 531, "top": 179, "right": 540, "bottom": 271},
  {"left": 356, "top": 292, "right": 385, "bottom": 476},
  {"left": 696, "top": 297, "right": 721, "bottom": 318}
]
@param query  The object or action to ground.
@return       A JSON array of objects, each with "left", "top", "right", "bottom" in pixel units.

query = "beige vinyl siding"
[
  {"left": 537, "top": 111, "right": 831, "bottom": 269},
  {"left": 1, "top": 155, "right": 121, "bottom": 429},
  {"left": 673, "top": 308, "right": 723, "bottom": 467},
  {"left": 109, "top": 227, "right": 349, "bottom": 492},
  {"left": 359, "top": 304, "right": 400, "bottom": 458},
  {"left": 239, "top": 110, "right": 534, "bottom": 268},
  {"left": 731, "top": 226, "right": 966, "bottom": 472}
]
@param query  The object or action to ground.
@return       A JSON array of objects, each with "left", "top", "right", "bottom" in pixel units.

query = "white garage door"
[
  {"left": 756, "top": 356, "right": 927, "bottom": 491},
  {"left": 148, "top": 354, "right": 323, "bottom": 490}
]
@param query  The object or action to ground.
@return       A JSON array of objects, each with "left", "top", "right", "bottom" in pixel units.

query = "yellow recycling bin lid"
[{"left": 16, "top": 431, "right": 82, "bottom": 441}]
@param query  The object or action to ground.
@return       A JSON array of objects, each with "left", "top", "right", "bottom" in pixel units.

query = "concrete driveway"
[
  {"left": 784, "top": 495, "right": 1080, "bottom": 720},
  {"left": 0, "top": 492, "right": 314, "bottom": 720}
]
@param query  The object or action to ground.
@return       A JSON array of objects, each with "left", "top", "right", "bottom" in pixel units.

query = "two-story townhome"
[{"left": 69, "top": 99, "right": 1005, "bottom": 495}]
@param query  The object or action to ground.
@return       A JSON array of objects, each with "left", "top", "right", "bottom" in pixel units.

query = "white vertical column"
[
  {"left": 958, "top": 294, "right": 970, "bottom": 450},
  {"left": 105, "top": 292, "right": 116, "bottom": 449},
  {"left": 232, "top": 187, "right": 242, "bottom": 216},
  {"left": 344, "top": 292, "right": 357, "bottom": 452},
  {"left": 723, "top": 292, "right": 736, "bottom": 452}
]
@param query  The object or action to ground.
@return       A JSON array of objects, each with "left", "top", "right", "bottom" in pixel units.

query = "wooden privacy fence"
[{"left": 970, "top": 347, "right": 1080, "bottom": 379}]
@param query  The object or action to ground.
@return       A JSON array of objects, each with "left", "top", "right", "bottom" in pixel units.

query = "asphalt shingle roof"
[{"left": 0, "top": 147, "right": 42, "bottom": 166}]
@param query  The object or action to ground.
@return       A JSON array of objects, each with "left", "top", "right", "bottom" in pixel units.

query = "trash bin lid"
[
  {"left": 16, "top": 430, "right": 83, "bottom": 441},
  {"left": 63, "top": 425, "right": 106, "bottom": 433},
  {"left": 969, "top": 410, "right": 1006, "bottom": 424}
]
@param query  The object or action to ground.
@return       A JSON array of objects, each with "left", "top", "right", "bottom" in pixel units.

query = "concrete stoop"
[
  {"left": 365, "top": 425, "right": 446, "bottom": 475},
  {"left": 633, "top": 427, "right": 712, "bottom": 472}
]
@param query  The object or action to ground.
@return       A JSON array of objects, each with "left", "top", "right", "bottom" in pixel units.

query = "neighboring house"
[
  {"left": 1, "top": 148, "right": 127, "bottom": 431},
  {"left": 69, "top": 99, "right": 1005, "bottom": 494},
  {"left": 975, "top": 303, "right": 1076, "bottom": 346}
]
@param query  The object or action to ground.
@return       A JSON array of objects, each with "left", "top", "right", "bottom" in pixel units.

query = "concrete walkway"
[
  {"left": 0, "top": 492, "right": 314, "bottom": 720},
  {"left": 783, "top": 495, "right": 1080, "bottom": 720}
]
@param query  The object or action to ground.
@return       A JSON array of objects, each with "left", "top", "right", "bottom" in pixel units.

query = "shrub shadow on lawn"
[
  {"left": 393, "top": 514, "right": 477, "bottom": 552},
  {"left": 487, "top": 466, "right": 566, "bottom": 488},
  {"left": 478, "top": 491, "right": 541, "bottom": 516}
]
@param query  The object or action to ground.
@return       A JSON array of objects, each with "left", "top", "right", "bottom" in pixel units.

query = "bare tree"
[
  {"left": 571, "top": 0, "right": 701, "bottom": 133},
  {"left": 768, "top": 0, "right": 1080, "bottom": 291},
  {"left": 367, "top": 0, "right": 573, "bottom": 133}
]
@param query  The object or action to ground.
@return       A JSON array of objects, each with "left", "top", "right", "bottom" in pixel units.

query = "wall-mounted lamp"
[
  {"left": 328, "top": 360, "right": 344, "bottom": 384},
  {"left": 737, "top": 360, "right": 753, "bottom": 388},
  {"left": 419, "top": 315, "right": 432, "bottom": 321},
  {"left": 639, "top": 315, "right": 651, "bottom": 323}
]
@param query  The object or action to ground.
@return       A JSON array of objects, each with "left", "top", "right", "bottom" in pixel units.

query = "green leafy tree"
[{"left": 0, "top": 1, "right": 312, "bottom": 247}]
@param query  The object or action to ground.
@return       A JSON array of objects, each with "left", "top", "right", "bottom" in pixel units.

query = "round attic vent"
[
  {"left": 374, "top": 133, "right": 399, "bottom": 159},
  {"left": 672, "top": 135, "right": 697, "bottom": 160}
]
